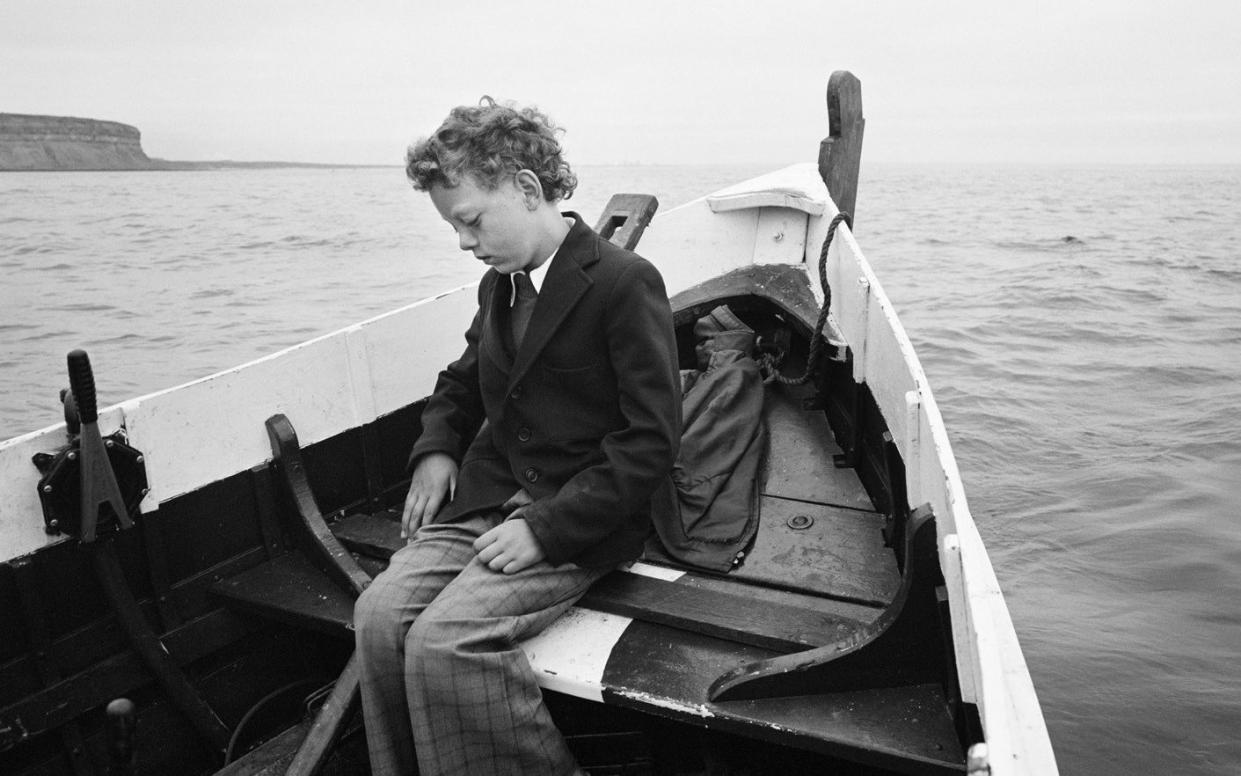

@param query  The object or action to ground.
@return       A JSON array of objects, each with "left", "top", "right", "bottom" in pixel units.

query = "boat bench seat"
[
  {"left": 214, "top": 507, "right": 878, "bottom": 653},
  {"left": 212, "top": 514, "right": 963, "bottom": 774}
]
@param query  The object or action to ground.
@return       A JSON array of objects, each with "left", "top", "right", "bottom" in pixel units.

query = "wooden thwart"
[
  {"left": 332, "top": 511, "right": 868, "bottom": 654},
  {"left": 212, "top": 552, "right": 355, "bottom": 635}
]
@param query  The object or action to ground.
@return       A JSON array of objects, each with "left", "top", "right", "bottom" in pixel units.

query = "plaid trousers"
[{"left": 354, "top": 511, "right": 609, "bottom": 775}]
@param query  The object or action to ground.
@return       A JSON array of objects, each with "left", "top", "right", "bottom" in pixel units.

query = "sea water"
[{"left": 2, "top": 163, "right": 1240, "bottom": 774}]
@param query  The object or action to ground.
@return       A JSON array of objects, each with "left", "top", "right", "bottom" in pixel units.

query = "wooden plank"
[
  {"left": 579, "top": 572, "right": 863, "bottom": 654},
  {"left": 601, "top": 621, "right": 963, "bottom": 775},
  {"left": 284, "top": 654, "right": 361, "bottom": 776},
  {"left": 265, "top": 414, "right": 370, "bottom": 597},
  {"left": 668, "top": 263, "right": 839, "bottom": 343},
  {"left": 331, "top": 510, "right": 402, "bottom": 560},
  {"left": 211, "top": 553, "right": 355, "bottom": 637},
  {"left": 213, "top": 720, "right": 308, "bottom": 776},
  {"left": 331, "top": 512, "right": 872, "bottom": 653},
  {"left": 732, "top": 497, "right": 898, "bottom": 607},
  {"left": 706, "top": 165, "right": 827, "bottom": 216},
  {"left": 638, "top": 196, "right": 761, "bottom": 297},
  {"left": 0, "top": 609, "right": 250, "bottom": 749},
  {"left": 673, "top": 571, "right": 880, "bottom": 625},
  {"left": 818, "top": 70, "right": 865, "bottom": 225},
  {"left": 752, "top": 207, "right": 809, "bottom": 265},
  {"left": 593, "top": 193, "right": 659, "bottom": 250},
  {"left": 761, "top": 381, "right": 874, "bottom": 511}
]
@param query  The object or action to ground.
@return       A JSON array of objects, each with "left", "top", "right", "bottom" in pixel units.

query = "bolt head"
[{"left": 787, "top": 514, "right": 815, "bottom": 530}]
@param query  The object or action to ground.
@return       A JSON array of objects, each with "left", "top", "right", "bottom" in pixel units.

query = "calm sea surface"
[{"left": 2, "top": 164, "right": 1240, "bottom": 774}]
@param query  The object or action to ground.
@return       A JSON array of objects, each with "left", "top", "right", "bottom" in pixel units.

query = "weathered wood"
[
  {"left": 592, "top": 194, "right": 658, "bottom": 250},
  {"left": 212, "top": 553, "right": 355, "bottom": 637},
  {"left": 10, "top": 557, "right": 95, "bottom": 776},
  {"left": 669, "top": 264, "right": 829, "bottom": 337},
  {"left": 818, "top": 70, "right": 864, "bottom": 226},
  {"left": 709, "top": 506, "right": 944, "bottom": 702},
  {"left": 580, "top": 572, "right": 864, "bottom": 654},
  {"left": 0, "top": 608, "right": 249, "bottom": 751},
  {"left": 732, "top": 497, "right": 897, "bottom": 606},
  {"left": 283, "top": 655, "right": 361, "bottom": 776},
  {"left": 329, "top": 510, "right": 402, "bottom": 560},
  {"left": 331, "top": 511, "right": 875, "bottom": 654},
  {"left": 213, "top": 721, "right": 308, "bottom": 776},
  {"left": 761, "top": 380, "right": 874, "bottom": 511},
  {"left": 88, "top": 541, "right": 230, "bottom": 756},
  {"left": 602, "top": 621, "right": 963, "bottom": 775},
  {"left": 139, "top": 512, "right": 182, "bottom": 630},
  {"left": 264, "top": 415, "right": 370, "bottom": 598}
]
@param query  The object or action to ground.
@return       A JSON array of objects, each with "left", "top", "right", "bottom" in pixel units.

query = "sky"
[{"left": 2, "top": 0, "right": 1238, "bottom": 166}]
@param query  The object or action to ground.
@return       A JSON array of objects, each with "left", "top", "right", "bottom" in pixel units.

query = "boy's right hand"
[{"left": 401, "top": 452, "right": 458, "bottom": 539}]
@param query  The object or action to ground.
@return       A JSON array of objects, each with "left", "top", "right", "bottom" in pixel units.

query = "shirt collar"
[
  {"left": 507, "top": 233, "right": 561, "bottom": 305},
  {"left": 527, "top": 251, "right": 552, "bottom": 293}
]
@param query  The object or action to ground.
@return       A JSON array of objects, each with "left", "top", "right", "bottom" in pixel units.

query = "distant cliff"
[{"left": 0, "top": 114, "right": 154, "bottom": 171}]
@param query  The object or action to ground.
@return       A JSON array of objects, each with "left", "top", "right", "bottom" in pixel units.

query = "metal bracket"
[{"left": 33, "top": 351, "right": 147, "bottom": 540}]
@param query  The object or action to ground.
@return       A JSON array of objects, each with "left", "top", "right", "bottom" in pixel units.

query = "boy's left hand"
[{"left": 474, "top": 517, "right": 545, "bottom": 574}]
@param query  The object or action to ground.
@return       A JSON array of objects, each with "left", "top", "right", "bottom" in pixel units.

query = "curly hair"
[{"left": 405, "top": 97, "right": 577, "bottom": 202}]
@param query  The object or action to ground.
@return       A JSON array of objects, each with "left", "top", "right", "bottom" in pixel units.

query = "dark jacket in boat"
[
  {"left": 408, "top": 214, "right": 681, "bottom": 568},
  {"left": 651, "top": 306, "right": 765, "bottom": 572}
]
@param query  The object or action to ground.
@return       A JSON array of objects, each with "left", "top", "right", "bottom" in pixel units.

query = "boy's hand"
[
  {"left": 401, "top": 453, "right": 458, "bottom": 539},
  {"left": 474, "top": 517, "right": 545, "bottom": 574}
]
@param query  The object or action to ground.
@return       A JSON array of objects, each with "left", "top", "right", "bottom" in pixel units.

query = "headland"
[
  {"left": 0, "top": 113, "right": 381, "bottom": 171},
  {"left": 0, "top": 113, "right": 156, "bottom": 171}
]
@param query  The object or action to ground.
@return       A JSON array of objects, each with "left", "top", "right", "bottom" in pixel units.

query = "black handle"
[
  {"left": 67, "top": 349, "right": 97, "bottom": 424},
  {"left": 105, "top": 697, "right": 137, "bottom": 776}
]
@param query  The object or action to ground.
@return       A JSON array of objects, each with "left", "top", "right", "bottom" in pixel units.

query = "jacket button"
[
  {"left": 517, "top": 427, "right": 532, "bottom": 442},
  {"left": 510, "top": 384, "right": 523, "bottom": 399},
  {"left": 524, "top": 467, "right": 540, "bottom": 483}
]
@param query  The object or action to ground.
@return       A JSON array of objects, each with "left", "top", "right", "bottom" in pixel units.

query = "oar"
[{"left": 284, "top": 654, "right": 362, "bottom": 774}]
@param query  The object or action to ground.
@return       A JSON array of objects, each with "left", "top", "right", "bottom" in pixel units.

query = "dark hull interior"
[{"left": 0, "top": 266, "right": 978, "bottom": 775}]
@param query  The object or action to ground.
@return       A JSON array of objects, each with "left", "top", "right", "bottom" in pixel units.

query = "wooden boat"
[{"left": 0, "top": 72, "right": 1057, "bottom": 775}]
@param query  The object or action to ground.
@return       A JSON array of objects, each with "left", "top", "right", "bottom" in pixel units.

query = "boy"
[{"left": 353, "top": 98, "right": 680, "bottom": 775}]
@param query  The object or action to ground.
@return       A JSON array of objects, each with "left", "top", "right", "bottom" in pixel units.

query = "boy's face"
[{"left": 429, "top": 174, "right": 541, "bottom": 275}]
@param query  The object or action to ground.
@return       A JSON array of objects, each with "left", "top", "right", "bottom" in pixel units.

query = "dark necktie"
[{"left": 510, "top": 271, "right": 537, "bottom": 351}]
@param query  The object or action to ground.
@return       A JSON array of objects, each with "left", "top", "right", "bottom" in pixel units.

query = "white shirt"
[{"left": 508, "top": 249, "right": 555, "bottom": 305}]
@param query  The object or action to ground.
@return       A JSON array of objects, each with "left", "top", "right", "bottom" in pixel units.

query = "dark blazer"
[{"left": 408, "top": 214, "right": 681, "bottom": 568}]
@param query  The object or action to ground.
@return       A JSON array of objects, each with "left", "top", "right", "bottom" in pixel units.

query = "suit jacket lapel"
[
  {"left": 507, "top": 214, "right": 597, "bottom": 392},
  {"left": 481, "top": 272, "right": 515, "bottom": 372}
]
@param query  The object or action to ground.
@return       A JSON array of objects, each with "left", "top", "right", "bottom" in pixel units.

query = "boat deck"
[{"left": 214, "top": 378, "right": 963, "bottom": 773}]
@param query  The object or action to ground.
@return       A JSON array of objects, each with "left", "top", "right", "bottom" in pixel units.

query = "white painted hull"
[{"left": 0, "top": 163, "right": 1056, "bottom": 774}]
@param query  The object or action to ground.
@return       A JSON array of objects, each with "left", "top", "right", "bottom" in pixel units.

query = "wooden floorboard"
[
  {"left": 733, "top": 497, "right": 898, "bottom": 606},
  {"left": 761, "top": 381, "right": 875, "bottom": 511},
  {"left": 601, "top": 621, "right": 964, "bottom": 775}
]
